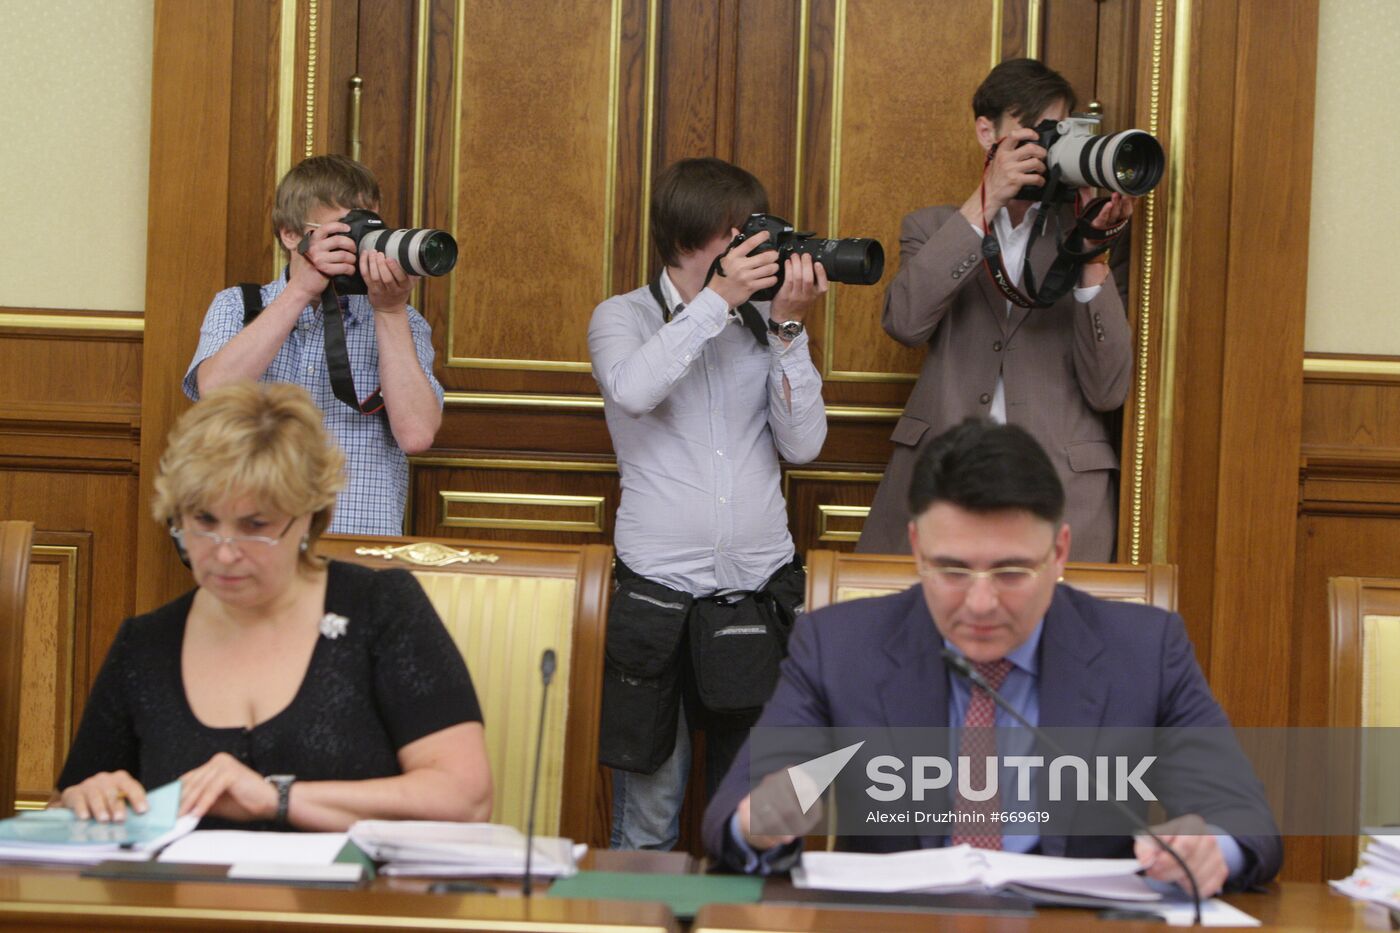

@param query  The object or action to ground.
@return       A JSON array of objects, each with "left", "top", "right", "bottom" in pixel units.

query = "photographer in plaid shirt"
[{"left": 183, "top": 156, "right": 443, "bottom": 535}]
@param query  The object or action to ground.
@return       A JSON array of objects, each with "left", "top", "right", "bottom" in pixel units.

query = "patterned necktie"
[{"left": 951, "top": 658, "right": 1014, "bottom": 849}]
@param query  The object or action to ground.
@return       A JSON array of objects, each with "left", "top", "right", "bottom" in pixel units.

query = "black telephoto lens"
[{"left": 820, "top": 238, "right": 885, "bottom": 285}]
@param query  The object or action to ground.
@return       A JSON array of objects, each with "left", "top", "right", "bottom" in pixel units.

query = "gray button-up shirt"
[{"left": 588, "top": 273, "right": 827, "bottom": 596}]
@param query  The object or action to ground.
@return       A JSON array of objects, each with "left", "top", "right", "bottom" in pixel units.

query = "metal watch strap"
[
  {"left": 267, "top": 775, "right": 295, "bottom": 827},
  {"left": 767, "top": 318, "right": 803, "bottom": 339}
]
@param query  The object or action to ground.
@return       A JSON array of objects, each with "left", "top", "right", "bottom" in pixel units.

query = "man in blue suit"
[{"left": 703, "top": 418, "right": 1281, "bottom": 894}]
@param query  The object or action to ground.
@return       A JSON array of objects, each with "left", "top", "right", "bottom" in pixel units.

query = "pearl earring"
[{"left": 299, "top": 536, "right": 310, "bottom": 553}]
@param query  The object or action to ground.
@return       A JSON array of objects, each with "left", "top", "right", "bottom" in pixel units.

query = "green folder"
[{"left": 546, "top": 870, "right": 762, "bottom": 920}]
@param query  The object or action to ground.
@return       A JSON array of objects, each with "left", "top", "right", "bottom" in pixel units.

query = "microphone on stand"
[
  {"left": 522, "top": 648, "right": 557, "bottom": 898},
  {"left": 942, "top": 648, "right": 1203, "bottom": 926}
]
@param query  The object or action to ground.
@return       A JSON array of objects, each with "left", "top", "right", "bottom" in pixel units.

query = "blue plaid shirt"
[{"left": 183, "top": 276, "right": 444, "bottom": 535}]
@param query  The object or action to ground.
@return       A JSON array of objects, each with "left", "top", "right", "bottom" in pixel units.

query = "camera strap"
[
  {"left": 318, "top": 285, "right": 385, "bottom": 414},
  {"left": 976, "top": 144, "right": 1127, "bottom": 309},
  {"left": 649, "top": 274, "right": 767, "bottom": 348}
]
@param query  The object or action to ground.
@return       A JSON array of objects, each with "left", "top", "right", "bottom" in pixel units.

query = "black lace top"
[{"left": 58, "top": 561, "right": 483, "bottom": 798}]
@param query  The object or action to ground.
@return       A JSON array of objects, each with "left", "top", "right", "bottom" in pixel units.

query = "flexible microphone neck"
[
  {"left": 522, "top": 648, "right": 557, "bottom": 898},
  {"left": 941, "top": 647, "right": 1203, "bottom": 926}
]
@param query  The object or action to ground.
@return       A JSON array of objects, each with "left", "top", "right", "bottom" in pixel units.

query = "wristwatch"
[
  {"left": 265, "top": 774, "right": 296, "bottom": 827},
  {"left": 767, "top": 318, "right": 804, "bottom": 340}
]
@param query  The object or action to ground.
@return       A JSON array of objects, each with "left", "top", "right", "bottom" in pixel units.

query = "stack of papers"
[
  {"left": 0, "top": 782, "right": 196, "bottom": 865},
  {"left": 348, "top": 821, "right": 584, "bottom": 878},
  {"left": 796, "top": 846, "right": 1260, "bottom": 927},
  {"left": 1330, "top": 832, "right": 1400, "bottom": 912}
]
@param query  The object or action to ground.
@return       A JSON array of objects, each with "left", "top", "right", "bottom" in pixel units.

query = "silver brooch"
[{"left": 319, "top": 612, "right": 350, "bottom": 639}]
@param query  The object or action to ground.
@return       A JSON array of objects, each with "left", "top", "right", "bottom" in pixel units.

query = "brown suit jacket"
[{"left": 856, "top": 204, "right": 1133, "bottom": 561}]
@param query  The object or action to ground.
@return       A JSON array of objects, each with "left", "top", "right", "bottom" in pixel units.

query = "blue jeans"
[{"left": 610, "top": 705, "right": 691, "bottom": 850}]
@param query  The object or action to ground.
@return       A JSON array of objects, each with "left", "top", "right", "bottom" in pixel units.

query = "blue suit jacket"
[{"left": 702, "top": 584, "right": 1282, "bottom": 889}]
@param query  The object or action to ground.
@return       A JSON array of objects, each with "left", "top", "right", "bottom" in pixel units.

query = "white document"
[
  {"left": 158, "top": 831, "right": 349, "bottom": 866},
  {"left": 228, "top": 862, "right": 363, "bottom": 883},
  {"left": 348, "top": 821, "right": 581, "bottom": 878},
  {"left": 0, "top": 814, "right": 199, "bottom": 866},
  {"left": 1144, "top": 899, "right": 1261, "bottom": 927},
  {"left": 794, "top": 846, "right": 985, "bottom": 893}
]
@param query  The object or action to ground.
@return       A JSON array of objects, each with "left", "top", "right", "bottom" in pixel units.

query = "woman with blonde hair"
[{"left": 55, "top": 382, "right": 491, "bottom": 829}]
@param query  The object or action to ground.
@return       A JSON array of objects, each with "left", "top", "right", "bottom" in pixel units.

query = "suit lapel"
[
  {"left": 1035, "top": 585, "right": 1107, "bottom": 856},
  {"left": 1005, "top": 207, "right": 1059, "bottom": 339},
  {"left": 876, "top": 589, "right": 952, "bottom": 850}
]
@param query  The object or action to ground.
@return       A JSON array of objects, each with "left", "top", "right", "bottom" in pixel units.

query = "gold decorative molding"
[
  {"left": 817, "top": 504, "right": 869, "bottom": 543},
  {"left": 443, "top": 391, "right": 604, "bottom": 410},
  {"left": 638, "top": 0, "right": 660, "bottom": 285},
  {"left": 410, "top": 456, "right": 618, "bottom": 473},
  {"left": 1026, "top": 0, "right": 1043, "bottom": 58},
  {"left": 445, "top": 0, "right": 622, "bottom": 372},
  {"left": 781, "top": 467, "right": 882, "bottom": 503},
  {"left": 304, "top": 0, "right": 319, "bottom": 158},
  {"left": 15, "top": 544, "right": 79, "bottom": 813},
  {"left": 353, "top": 541, "right": 500, "bottom": 567},
  {"left": 0, "top": 313, "right": 143, "bottom": 333},
  {"left": 1128, "top": 0, "right": 1168, "bottom": 566},
  {"left": 792, "top": 0, "right": 811, "bottom": 229},
  {"left": 274, "top": 0, "right": 298, "bottom": 279},
  {"left": 440, "top": 492, "right": 606, "bottom": 534},
  {"left": 989, "top": 0, "right": 1003, "bottom": 68},
  {"left": 1303, "top": 355, "right": 1400, "bottom": 381},
  {"left": 825, "top": 405, "right": 902, "bottom": 421}
]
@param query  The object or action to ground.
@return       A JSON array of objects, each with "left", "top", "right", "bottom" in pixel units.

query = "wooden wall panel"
[
  {"left": 446, "top": 0, "right": 619, "bottom": 371},
  {"left": 805, "top": 0, "right": 992, "bottom": 385},
  {"left": 15, "top": 538, "right": 86, "bottom": 807},
  {"left": 410, "top": 461, "right": 620, "bottom": 543},
  {"left": 226, "top": 0, "right": 281, "bottom": 285},
  {"left": 0, "top": 330, "right": 142, "bottom": 408}
]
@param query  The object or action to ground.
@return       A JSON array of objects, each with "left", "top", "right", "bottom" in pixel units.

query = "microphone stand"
[
  {"left": 942, "top": 648, "right": 1203, "bottom": 926},
  {"left": 521, "top": 648, "right": 556, "bottom": 898}
]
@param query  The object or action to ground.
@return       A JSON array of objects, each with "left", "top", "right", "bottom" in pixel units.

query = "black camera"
[
  {"left": 1015, "top": 114, "right": 1164, "bottom": 202},
  {"left": 725, "top": 213, "right": 885, "bottom": 302},
  {"left": 331, "top": 209, "right": 459, "bottom": 295}
]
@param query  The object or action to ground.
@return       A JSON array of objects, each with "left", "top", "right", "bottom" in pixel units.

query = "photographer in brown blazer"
[{"left": 858, "top": 59, "right": 1134, "bottom": 562}]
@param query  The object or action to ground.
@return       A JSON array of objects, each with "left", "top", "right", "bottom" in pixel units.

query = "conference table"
[{"left": 0, "top": 850, "right": 1381, "bottom": 931}]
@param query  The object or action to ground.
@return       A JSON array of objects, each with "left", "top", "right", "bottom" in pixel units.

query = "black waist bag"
[
  {"left": 689, "top": 560, "right": 806, "bottom": 715},
  {"left": 598, "top": 574, "right": 693, "bottom": 774}
]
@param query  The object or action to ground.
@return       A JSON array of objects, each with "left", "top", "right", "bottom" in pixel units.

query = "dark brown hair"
[
  {"left": 271, "top": 154, "right": 380, "bottom": 244},
  {"left": 908, "top": 418, "right": 1065, "bottom": 524},
  {"left": 650, "top": 158, "right": 768, "bottom": 268},
  {"left": 971, "top": 58, "right": 1077, "bottom": 126}
]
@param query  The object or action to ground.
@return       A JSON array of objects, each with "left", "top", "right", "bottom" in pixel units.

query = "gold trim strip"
[
  {"left": 355, "top": 541, "right": 500, "bottom": 567},
  {"left": 443, "top": 392, "right": 604, "bottom": 410},
  {"left": 990, "top": 0, "right": 1003, "bottom": 68},
  {"left": 304, "top": 0, "right": 319, "bottom": 157},
  {"left": 440, "top": 491, "right": 606, "bottom": 534},
  {"left": 603, "top": 0, "right": 622, "bottom": 297},
  {"left": 1303, "top": 356, "right": 1400, "bottom": 378},
  {"left": 275, "top": 0, "right": 297, "bottom": 279},
  {"left": 638, "top": 0, "right": 659, "bottom": 285},
  {"left": 817, "top": 504, "right": 870, "bottom": 543},
  {"left": 793, "top": 0, "right": 810, "bottom": 228},
  {"left": 781, "top": 467, "right": 882, "bottom": 502},
  {"left": 410, "top": 456, "right": 618, "bottom": 472},
  {"left": 1026, "top": 0, "right": 1042, "bottom": 58},
  {"left": 825, "top": 405, "right": 902, "bottom": 421},
  {"left": 448, "top": 0, "right": 466, "bottom": 359},
  {"left": 1129, "top": 0, "right": 1167, "bottom": 566},
  {"left": 448, "top": 358, "right": 594, "bottom": 372},
  {"left": 0, "top": 313, "right": 143, "bottom": 333},
  {"left": 30, "top": 545, "right": 79, "bottom": 795},
  {"left": 13, "top": 799, "right": 47, "bottom": 812},
  {"left": 412, "top": 0, "right": 429, "bottom": 229},
  {"left": 0, "top": 901, "right": 671, "bottom": 933},
  {"left": 1152, "top": 0, "right": 1189, "bottom": 562}
]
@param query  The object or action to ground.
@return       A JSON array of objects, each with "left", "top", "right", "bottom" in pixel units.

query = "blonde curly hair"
[{"left": 152, "top": 383, "right": 345, "bottom": 571}]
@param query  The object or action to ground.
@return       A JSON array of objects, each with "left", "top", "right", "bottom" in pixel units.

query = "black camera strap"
[
  {"left": 649, "top": 274, "right": 767, "bottom": 348},
  {"left": 977, "top": 143, "right": 1128, "bottom": 309},
  {"left": 235, "top": 275, "right": 384, "bottom": 415},
  {"left": 318, "top": 285, "right": 385, "bottom": 414}
]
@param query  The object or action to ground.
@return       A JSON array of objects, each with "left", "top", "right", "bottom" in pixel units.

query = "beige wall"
[
  {"left": 1305, "top": 0, "right": 1400, "bottom": 355},
  {"left": 0, "top": 0, "right": 153, "bottom": 312}
]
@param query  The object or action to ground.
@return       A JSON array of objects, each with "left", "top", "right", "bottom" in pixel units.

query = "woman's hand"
[
  {"left": 58, "top": 771, "right": 149, "bottom": 822},
  {"left": 179, "top": 752, "right": 278, "bottom": 823}
]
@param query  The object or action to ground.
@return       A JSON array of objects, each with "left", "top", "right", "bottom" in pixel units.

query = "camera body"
[
  {"left": 331, "top": 209, "right": 460, "bottom": 295},
  {"left": 725, "top": 213, "right": 885, "bottom": 302},
  {"left": 1014, "top": 114, "right": 1164, "bottom": 203}
]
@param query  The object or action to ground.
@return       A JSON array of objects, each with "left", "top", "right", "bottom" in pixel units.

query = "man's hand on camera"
[
  {"left": 770, "top": 253, "right": 828, "bottom": 330},
  {"left": 363, "top": 249, "right": 418, "bottom": 315},
  {"left": 710, "top": 229, "right": 780, "bottom": 309},
  {"left": 1078, "top": 192, "right": 1135, "bottom": 288},
  {"left": 960, "top": 126, "right": 1045, "bottom": 227},
  {"left": 738, "top": 768, "right": 825, "bottom": 853},
  {"left": 289, "top": 222, "right": 357, "bottom": 303}
]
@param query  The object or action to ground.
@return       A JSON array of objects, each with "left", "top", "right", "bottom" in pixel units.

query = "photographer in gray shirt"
[{"left": 588, "top": 158, "right": 827, "bottom": 850}]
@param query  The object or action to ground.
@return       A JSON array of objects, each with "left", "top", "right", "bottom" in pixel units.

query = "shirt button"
[
  {"left": 979, "top": 393, "right": 991, "bottom": 404},
  {"left": 716, "top": 449, "right": 724, "bottom": 457},
  {"left": 719, "top": 497, "right": 726, "bottom": 504},
  {"left": 683, "top": 354, "right": 691, "bottom": 363},
  {"left": 993, "top": 340, "right": 1003, "bottom": 351},
  {"left": 306, "top": 365, "right": 315, "bottom": 376}
]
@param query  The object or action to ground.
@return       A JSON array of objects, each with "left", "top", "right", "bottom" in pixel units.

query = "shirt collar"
[
  {"left": 942, "top": 617, "right": 1044, "bottom": 678},
  {"left": 658, "top": 269, "right": 687, "bottom": 318}
]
